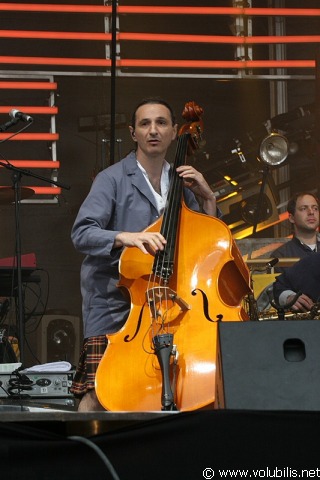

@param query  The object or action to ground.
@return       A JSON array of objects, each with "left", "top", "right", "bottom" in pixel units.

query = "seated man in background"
[
  {"left": 271, "top": 191, "right": 320, "bottom": 274},
  {"left": 273, "top": 253, "right": 320, "bottom": 313}
]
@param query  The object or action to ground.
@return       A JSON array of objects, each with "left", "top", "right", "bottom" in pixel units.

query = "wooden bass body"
[{"left": 95, "top": 202, "right": 251, "bottom": 412}]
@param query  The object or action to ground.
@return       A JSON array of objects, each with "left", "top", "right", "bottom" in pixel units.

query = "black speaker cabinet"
[
  {"left": 37, "top": 315, "right": 81, "bottom": 366},
  {"left": 216, "top": 320, "right": 320, "bottom": 411}
]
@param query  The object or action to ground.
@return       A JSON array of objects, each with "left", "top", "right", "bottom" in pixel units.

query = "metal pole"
[{"left": 109, "top": 0, "right": 118, "bottom": 165}]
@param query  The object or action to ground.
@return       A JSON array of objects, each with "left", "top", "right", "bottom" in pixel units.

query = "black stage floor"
[
  {"left": 2, "top": 319, "right": 320, "bottom": 479},
  {"left": 0, "top": 405, "right": 319, "bottom": 480}
]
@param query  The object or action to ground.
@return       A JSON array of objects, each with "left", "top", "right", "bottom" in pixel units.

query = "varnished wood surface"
[{"left": 96, "top": 206, "right": 251, "bottom": 412}]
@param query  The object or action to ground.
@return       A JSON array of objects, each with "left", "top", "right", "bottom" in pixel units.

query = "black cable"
[
  {"left": 269, "top": 290, "right": 302, "bottom": 311},
  {"left": 268, "top": 290, "right": 303, "bottom": 320},
  {"left": 68, "top": 436, "right": 120, "bottom": 480},
  {"left": 0, "top": 381, "right": 10, "bottom": 396},
  {"left": 7, "top": 368, "right": 33, "bottom": 396},
  {"left": 0, "top": 120, "right": 33, "bottom": 144}
]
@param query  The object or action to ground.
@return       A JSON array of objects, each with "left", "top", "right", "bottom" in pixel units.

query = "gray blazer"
[{"left": 71, "top": 151, "right": 201, "bottom": 338}]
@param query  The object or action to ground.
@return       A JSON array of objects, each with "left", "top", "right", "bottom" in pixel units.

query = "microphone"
[
  {"left": 250, "top": 257, "right": 279, "bottom": 274},
  {"left": 0, "top": 118, "right": 18, "bottom": 132},
  {"left": 9, "top": 109, "right": 33, "bottom": 122},
  {"left": 266, "top": 257, "right": 279, "bottom": 269}
]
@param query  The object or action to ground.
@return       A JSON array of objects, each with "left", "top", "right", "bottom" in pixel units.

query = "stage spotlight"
[
  {"left": 240, "top": 193, "right": 274, "bottom": 225},
  {"left": 259, "top": 133, "right": 289, "bottom": 166}
]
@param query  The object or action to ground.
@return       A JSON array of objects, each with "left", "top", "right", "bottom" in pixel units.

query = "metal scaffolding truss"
[{"left": 0, "top": 2, "right": 318, "bottom": 207}]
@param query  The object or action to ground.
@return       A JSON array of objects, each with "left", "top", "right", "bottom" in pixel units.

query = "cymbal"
[{"left": 0, "top": 187, "right": 35, "bottom": 205}]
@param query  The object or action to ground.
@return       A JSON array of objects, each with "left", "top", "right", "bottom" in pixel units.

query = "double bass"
[{"left": 96, "top": 101, "right": 251, "bottom": 411}]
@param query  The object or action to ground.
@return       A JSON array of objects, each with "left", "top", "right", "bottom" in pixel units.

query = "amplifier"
[{"left": 0, "top": 370, "right": 75, "bottom": 398}]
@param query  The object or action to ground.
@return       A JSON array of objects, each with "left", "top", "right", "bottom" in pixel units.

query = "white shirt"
[{"left": 137, "top": 160, "right": 170, "bottom": 215}]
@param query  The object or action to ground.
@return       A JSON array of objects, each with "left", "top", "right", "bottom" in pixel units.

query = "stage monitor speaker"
[
  {"left": 37, "top": 315, "right": 81, "bottom": 366},
  {"left": 216, "top": 320, "right": 320, "bottom": 411}
]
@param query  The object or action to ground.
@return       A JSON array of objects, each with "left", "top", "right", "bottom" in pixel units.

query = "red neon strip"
[
  {"left": 0, "top": 56, "right": 110, "bottom": 67},
  {"left": 246, "top": 35, "right": 320, "bottom": 44},
  {"left": 0, "top": 3, "right": 112, "bottom": 13},
  {"left": 0, "top": 185, "right": 61, "bottom": 195},
  {"left": 29, "top": 186, "right": 61, "bottom": 195},
  {"left": 119, "top": 59, "right": 315, "bottom": 69},
  {"left": 119, "top": 6, "right": 320, "bottom": 16},
  {"left": 0, "top": 107, "right": 58, "bottom": 114},
  {"left": 0, "top": 133, "right": 59, "bottom": 141},
  {"left": 120, "top": 33, "right": 320, "bottom": 45},
  {"left": 1, "top": 31, "right": 320, "bottom": 46},
  {"left": 119, "top": 7, "right": 320, "bottom": 17},
  {"left": 245, "top": 59, "right": 315, "bottom": 68},
  {"left": 0, "top": 56, "right": 315, "bottom": 69},
  {"left": 0, "top": 30, "right": 111, "bottom": 41},
  {"left": 0, "top": 161, "right": 60, "bottom": 168},
  {"left": 0, "top": 82, "right": 57, "bottom": 89},
  {"left": 0, "top": 5, "right": 320, "bottom": 17},
  {"left": 243, "top": 8, "right": 320, "bottom": 17}
]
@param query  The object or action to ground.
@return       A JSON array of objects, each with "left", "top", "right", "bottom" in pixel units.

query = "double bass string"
[{"left": 147, "top": 133, "right": 189, "bottom": 340}]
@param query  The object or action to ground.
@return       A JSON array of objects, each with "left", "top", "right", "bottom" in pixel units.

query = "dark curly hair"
[
  {"left": 130, "top": 97, "right": 176, "bottom": 128},
  {"left": 287, "top": 191, "right": 319, "bottom": 215}
]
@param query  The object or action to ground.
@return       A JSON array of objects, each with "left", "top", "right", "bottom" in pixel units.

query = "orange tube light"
[
  {"left": 0, "top": 31, "right": 320, "bottom": 46},
  {"left": 0, "top": 133, "right": 59, "bottom": 141},
  {"left": 119, "top": 59, "right": 315, "bottom": 69},
  {"left": 0, "top": 5, "right": 320, "bottom": 17},
  {"left": 0, "top": 82, "right": 57, "bottom": 90},
  {"left": 0, "top": 30, "right": 112, "bottom": 41},
  {"left": 0, "top": 56, "right": 111, "bottom": 67},
  {"left": 0, "top": 161, "right": 60, "bottom": 168},
  {"left": 29, "top": 186, "right": 61, "bottom": 195},
  {"left": 118, "top": 6, "right": 320, "bottom": 17},
  {"left": 0, "top": 3, "right": 112, "bottom": 13},
  {"left": 0, "top": 56, "right": 315, "bottom": 69},
  {"left": 0, "top": 107, "right": 58, "bottom": 114},
  {"left": 120, "top": 33, "right": 320, "bottom": 45}
]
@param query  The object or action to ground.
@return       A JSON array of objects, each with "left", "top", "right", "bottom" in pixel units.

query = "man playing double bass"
[{"left": 71, "top": 97, "right": 220, "bottom": 411}]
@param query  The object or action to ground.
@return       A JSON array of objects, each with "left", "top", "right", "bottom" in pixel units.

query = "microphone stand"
[
  {"left": 251, "top": 165, "right": 270, "bottom": 236},
  {"left": 0, "top": 122, "right": 70, "bottom": 365},
  {"left": 248, "top": 258, "right": 279, "bottom": 321},
  {"left": 0, "top": 117, "right": 19, "bottom": 133},
  {"left": 269, "top": 291, "right": 302, "bottom": 321}
]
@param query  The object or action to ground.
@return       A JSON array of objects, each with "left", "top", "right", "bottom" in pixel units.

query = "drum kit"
[{"left": 0, "top": 186, "right": 34, "bottom": 205}]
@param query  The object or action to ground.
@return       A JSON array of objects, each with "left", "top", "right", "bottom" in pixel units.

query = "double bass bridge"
[{"left": 146, "top": 286, "right": 191, "bottom": 320}]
